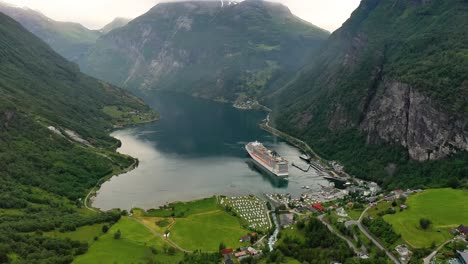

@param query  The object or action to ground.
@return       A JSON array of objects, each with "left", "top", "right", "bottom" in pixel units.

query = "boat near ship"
[{"left": 245, "top": 141, "right": 289, "bottom": 177}]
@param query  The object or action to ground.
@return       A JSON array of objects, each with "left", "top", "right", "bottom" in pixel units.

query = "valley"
[{"left": 0, "top": 0, "right": 466, "bottom": 263}]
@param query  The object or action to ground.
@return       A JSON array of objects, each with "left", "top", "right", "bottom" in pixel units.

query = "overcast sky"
[{"left": 2, "top": 0, "right": 361, "bottom": 32}]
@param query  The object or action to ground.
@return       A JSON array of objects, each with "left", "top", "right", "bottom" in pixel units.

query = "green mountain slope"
[
  {"left": 99, "top": 17, "right": 131, "bottom": 34},
  {"left": 0, "top": 12, "right": 156, "bottom": 263},
  {"left": 79, "top": 0, "right": 329, "bottom": 102},
  {"left": 270, "top": 0, "right": 468, "bottom": 188},
  {"left": 0, "top": 2, "right": 101, "bottom": 60}
]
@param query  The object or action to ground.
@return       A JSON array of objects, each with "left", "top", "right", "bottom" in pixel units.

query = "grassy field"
[
  {"left": 45, "top": 223, "right": 106, "bottom": 245},
  {"left": 278, "top": 225, "right": 306, "bottom": 244},
  {"left": 384, "top": 189, "right": 468, "bottom": 248},
  {"left": 347, "top": 209, "right": 364, "bottom": 220},
  {"left": 103, "top": 105, "right": 158, "bottom": 126},
  {"left": 170, "top": 210, "right": 250, "bottom": 251},
  {"left": 135, "top": 197, "right": 251, "bottom": 252},
  {"left": 144, "top": 197, "right": 219, "bottom": 217},
  {"left": 73, "top": 217, "right": 182, "bottom": 264}
]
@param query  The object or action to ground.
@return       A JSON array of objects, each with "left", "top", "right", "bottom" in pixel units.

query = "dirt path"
[{"left": 129, "top": 217, "right": 192, "bottom": 253}]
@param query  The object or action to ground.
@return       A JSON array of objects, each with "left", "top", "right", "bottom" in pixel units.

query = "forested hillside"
[
  {"left": 270, "top": 0, "right": 468, "bottom": 189},
  {"left": 0, "top": 12, "right": 156, "bottom": 263},
  {"left": 78, "top": 0, "right": 329, "bottom": 102},
  {"left": 0, "top": 2, "right": 101, "bottom": 60}
]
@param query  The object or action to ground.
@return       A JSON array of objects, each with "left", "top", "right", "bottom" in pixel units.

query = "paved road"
[
  {"left": 348, "top": 205, "right": 401, "bottom": 264},
  {"left": 318, "top": 214, "right": 362, "bottom": 256},
  {"left": 423, "top": 239, "right": 452, "bottom": 264}
]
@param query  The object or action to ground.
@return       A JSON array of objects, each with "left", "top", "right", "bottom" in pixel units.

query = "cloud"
[{"left": 2, "top": 0, "right": 360, "bottom": 31}]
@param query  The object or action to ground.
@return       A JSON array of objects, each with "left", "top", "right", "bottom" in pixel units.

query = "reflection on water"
[
  {"left": 245, "top": 160, "right": 289, "bottom": 188},
  {"left": 93, "top": 92, "right": 329, "bottom": 210}
]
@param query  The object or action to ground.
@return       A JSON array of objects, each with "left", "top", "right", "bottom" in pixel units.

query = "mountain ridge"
[
  {"left": 100, "top": 17, "right": 131, "bottom": 34},
  {"left": 0, "top": 11, "right": 157, "bottom": 262},
  {"left": 269, "top": 0, "right": 467, "bottom": 188},
  {"left": 78, "top": 0, "right": 329, "bottom": 103},
  {"left": 0, "top": 1, "right": 101, "bottom": 60}
]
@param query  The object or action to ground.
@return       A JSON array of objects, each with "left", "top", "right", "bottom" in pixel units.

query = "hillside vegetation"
[
  {"left": 0, "top": 2, "right": 101, "bottom": 60},
  {"left": 270, "top": 0, "right": 468, "bottom": 189},
  {"left": 0, "top": 12, "right": 156, "bottom": 263},
  {"left": 79, "top": 0, "right": 329, "bottom": 102}
]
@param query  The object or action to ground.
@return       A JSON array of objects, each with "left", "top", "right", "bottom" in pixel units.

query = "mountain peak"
[
  {"left": 79, "top": 0, "right": 329, "bottom": 103},
  {"left": 100, "top": 17, "right": 131, "bottom": 34}
]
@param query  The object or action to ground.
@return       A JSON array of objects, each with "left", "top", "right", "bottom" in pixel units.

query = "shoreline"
[
  {"left": 84, "top": 117, "right": 158, "bottom": 212},
  {"left": 260, "top": 114, "right": 330, "bottom": 168},
  {"left": 86, "top": 98, "right": 341, "bottom": 212}
]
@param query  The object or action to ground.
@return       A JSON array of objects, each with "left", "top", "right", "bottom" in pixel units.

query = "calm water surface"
[{"left": 93, "top": 92, "right": 329, "bottom": 210}]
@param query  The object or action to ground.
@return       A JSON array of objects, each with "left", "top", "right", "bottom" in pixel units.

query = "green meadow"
[
  {"left": 45, "top": 223, "right": 106, "bottom": 245},
  {"left": 73, "top": 217, "right": 182, "bottom": 264},
  {"left": 384, "top": 188, "right": 468, "bottom": 248},
  {"left": 137, "top": 196, "right": 252, "bottom": 252},
  {"left": 170, "top": 210, "right": 250, "bottom": 251},
  {"left": 144, "top": 197, "right": 220, "bottom": 217}
]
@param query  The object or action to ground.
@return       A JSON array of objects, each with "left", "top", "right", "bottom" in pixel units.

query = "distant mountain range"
[
  {"left": 77, "top": 0, "right": 329, "bottom": 102},
  {"left": 0, "top": 2, "right": 129, "bottom": 60},
  {"left": 99, "top": 17, "right": 131, "bottom": 34}
]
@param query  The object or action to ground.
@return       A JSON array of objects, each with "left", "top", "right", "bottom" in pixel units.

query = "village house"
[
  {"left": 240, "top": 234, "right": 251, "bottom": 243},
  {"left": 312, "top": 203, "right": 324, "bottom": 212},
  {"left": 234, "top": 250, "right": 248, "bottom": 259},
  {"left": 457, "top": 225, "right": 468, "bottom": 236},
  {"left": 280, "top": 213, "right": 294, "bottom": 227},
  {"left": 393, "top": 189, "right": 404, "bottom": 198},
  {"left": 220, "top": 248, "right": 233, "bottom": 255},
  {"left": 457, "top": 250, "right": 468, "bottom": 264},
  {"left": 336, "top": 207, "right": 348, "bottom": 217},
  {"left": 247, "top": 247, "right": 260, "bottom": 256}
]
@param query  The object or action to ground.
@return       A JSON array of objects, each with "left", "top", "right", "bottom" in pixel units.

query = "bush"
[
  {"left": 114, "top": 229, "right": 121, "bottom": 239},
  {"left": 419, "top": 218, "right": 432, "bottom": 230},
  {"left": 168, "top": 247, "right": 176, "bottom": 256}
]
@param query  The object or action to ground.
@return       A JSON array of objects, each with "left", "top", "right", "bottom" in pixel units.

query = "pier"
[{"left": 291, "top": 162, "right": 313, "bottom": 172}]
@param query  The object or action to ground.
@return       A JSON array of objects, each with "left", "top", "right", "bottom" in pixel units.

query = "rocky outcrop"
[
  {"left": 361, "top": 80, "right": 468, "bottom": 161},
  {"left": 79, "top": 1, "right": 329, "bottom": 101}
]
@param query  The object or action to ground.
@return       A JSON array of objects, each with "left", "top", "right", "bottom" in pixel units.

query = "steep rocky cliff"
[
  {"left": 271, "top": 0, "right": 467, "bottom": 186},
  {"left": 79, "top": 0, "right": 329, "bottom": 102},
  {"left": 361, "top": 80, "right": 468, "bottom": 161}
]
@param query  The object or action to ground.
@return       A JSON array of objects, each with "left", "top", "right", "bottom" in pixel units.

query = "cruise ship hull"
[{"left": 245, "top": 145, "right": 288, "bottom": 177}]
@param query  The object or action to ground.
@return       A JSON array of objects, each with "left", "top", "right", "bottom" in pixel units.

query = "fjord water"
[{"left": 93, "top": 92, "right": 329, "bottom": 210}]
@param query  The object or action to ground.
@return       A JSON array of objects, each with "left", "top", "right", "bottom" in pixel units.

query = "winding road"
[
  {"left": 423, "top": 239, "right": 453, "bottom": 264},
  {"left": 349, "top": 205, "right": 401, "bottom": 264},
  {"left": 318, "top": 214, "right": 362, "bottom": 256}
]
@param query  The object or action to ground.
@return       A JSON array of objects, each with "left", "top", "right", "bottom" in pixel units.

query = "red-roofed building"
[
  {"left": 220, "top": 248, "right": 233, "bottom": 255},
  {"left": 458, "top": 225, "right": 468, "bottom": 236},
  {"left": 312, "top": 203, "right": 324, "bottom": 212}
]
